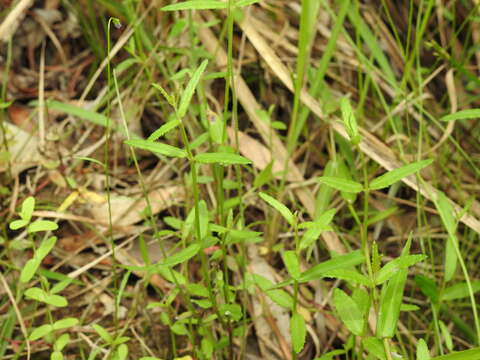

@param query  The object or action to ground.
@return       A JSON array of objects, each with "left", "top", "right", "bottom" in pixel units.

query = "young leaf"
[
  {"left": 29, "top": 324, "right": 53, "bottom": 341},
  {"left": 430, "top": 347, "right": 480, "bottom": 359},
  {"left": 54, "top": 333, "right": 70, "bottom": 351},
  {"left": 194, "top": 152, "right": 251, "bottom": 165},
  {"left": 375, "top": 254, "right": 426, "bottom": 285},
  {"left": 9, "top": 219, "right": 28, "bottom": 230},
  {"left": 414, "top": 275, "right": 440, "bottom": 304},
  {"left": 177, "top": 59, "right": 208, "bottom": 119},
  {"left": 317, "top": 176, "right": 363, "bottom": 193},
  {"left": 298, "top": 250, "right": 364, "bottom": 283},
  {"left": 36, "top": 236, "right": 57, "bottom": 261},
  {"left": 92, "top": 323, "right": 113, "bottom": 344},
  {"left": 162, "top": 244, "right": 201, "bottom": 267},
  {"left": 147, "top": 119, "right": 180, "bottom": 141},
  {"left": 323, "top": 269, "right": 371, "bottom": 287},
  {"left": 28, "top": 220, "right": 58, "bottom": 233},
  {"left": 340, "top": 97, "right": 361, "bottom": 145},
  {"left": 253, "top": 274, "right": 293, "bottom": 309},
  {"left": 416, "top": 339, "right": 430, "bottom": 360},
  {"left": 290, "top": 312, "right": 307, "bottom": 354},
  {"left": 24, "top": 287, "right": 48, "bottom": 303},
  {"left": 161, "top": 0, "right": 226, "bottom": 11},
  {"left": 376, "top": 268, "right": 408, "bottom": 338},
  {"left": 442, "top": 281, "right": 480, "bottom": 301},
  {"left": 441, "top": 109, "right": 480, "bottom": 122},
  {"left": 152, "top": 83, "right": 175, "bottom": 108},
  {"left": 20, "top": 258, "right": 41, "bottom": 283},
  {"left": 20, "top": 196, "right": 35, "bottom": 222},
  {"left": 439, "top": 320, "right": 454, "bottom": 351},
  {"left": 44, "top": 294, "right": 68, "bottom": 307},
  {"left": 433, "top": 191, "right": 458, "bottom": 282},
  {"left": 362, "top": 337, "right": 387, "bottom": 360},
  {"left": 283, "top": 251, "right": 301, "bottom": 280},
  {"left": 259, "top": 192, "right": 295, "bottom": 227},
  {"left": 125, "top": 139, "right": 187, "bottom": 158},
  {"left": 53, "top": 317, "right": 78, "bottom": 330},
  {"left": 369, "top": 159, "right": 433, "bottom": 190},
  {"left": 333, "top": 289, "right": 364, "bottom": 336}
]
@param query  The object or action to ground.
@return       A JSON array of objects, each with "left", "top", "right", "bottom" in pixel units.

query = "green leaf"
[
  {"left": 442, "top": 281, "right": 480, "bottom": 301},
  {"left": 254, "top": 161, "right": 273, "bottom": 188},
  {"left": 115, "top": 344, "right": 129, "bottom": 360},
  {"left": 290, "top": 312, "right": 306, "bottom": 354},
  {"left": 333, "top": 289, "right": 364, "bottom": 336},
  {"left": 219, "top": 303, "right": 242, "bottom": 321},
  {"left": 0, "top": 100, "right": 13, "bottom": 109},
  {"left": 53, "top": 318, "right": 78, "bottom": 330},
  {"left": 362, "top": 337, "right": 387, "bottom": 360},
  {"left": 44, "top": 294, "right": 68, "bottom": 307},
  {"left": 54, "top": 333, "right": 70, "bottom": 351},
  {"left": 198, "top": 200, "right": 209, "bottom": 241},
  {"left": 9, "top": 219, "right": 28, "bottom": 230},
  {"left": 29, "top": 324, "right": 53, "bottom": 341},
  {"left": 253, "top": 274, "right": 293, "bottom": 308},
  {"left": 125, "top": 139, "right": 187, "bottom": 158},
  {"left": 299, "top": 250, "right": 364, "bottom": 283},
  {"left": 433, "top": 191, "right": 458, "bottom": 282},
  {"left": 369, "top": 159, "right": 433, "bottom": 190},
  {"left": 51, "top": 351, "right": 63, "bottom": 360},
  {"left": 161, "top": 0, "right": 226, "bottom": 11},
  {"left": 27, "top": 220, "right": 58, "bottom": 233},
  {"left": 300, "top": 209, "right": 336, "bottom": 250},
  {"left": 36, "top": 236, "right": 57, "bottom": 261},
  {"left": 152, "top": 83, "right": 175, "bottom": 108},
  {"left": 439, "top": 320, "right": 453, "bottom": 351},
  {"left": 194, "top": 152, "right": 251, "bottom": 165},
  {"left": 431, "top": 347, "right": 480, "bottom": 359},
  {"left": 376, "top": 268, "right": 408, "bottom": 338},
  {"left": 375, "top": 254, "right": 426, "bottom": 285},
  {"left": 317, "top": 176, "right": 363, "bottom": 193},
  {"left": 162, "top": 244, "right": 201, "bottom": 267},
  {"left": 24, "top": 287, "right": 47, "bottom": 302},
  {"left": 235, "top": 0, "right": 260, "bottom": 7},
  {"left": 323, "top": 269, "right": 371, "bottom": 287},
  {"left": 46, "top": 100, "right": 110, "bottom": 129},
  {"left": 415, "top": 275, "right": 440, "bottom": 303},
  {"left": 416, "top": 339, "right": 431, "bottom": 360},
  {"left": 147, "top": 119, "right": 180, "bottom": 141},
  {"left": 283, "top": 251, "right": 301, "bottom": 280},
  {"left": 20, "top": 258, "right": 41, "bottom": 283},
  {"left": 177, "top": 59, "right": 208, "bottom": 119},
  {"left": 340, "top": 97, "right": 361, "bottom": 145},
  {"left": 259, "top": 192, "right": 295, "bottom": 227},
  {"left": 441, "top": 109, "right": 480, "bottom": 122},
  {"left": 20, "top": 196, "right": 35, "bottom": 222},
  {"left": 92, "top": 323, "right": 112, "bottom": 344}
]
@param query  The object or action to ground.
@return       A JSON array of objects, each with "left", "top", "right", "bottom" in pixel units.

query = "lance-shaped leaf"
[
  {"left": 369, "top": 159, "right": 433, "bottom": 190},
  {"left": 317, "top": 176, "right": 363, "bottom": 193}
]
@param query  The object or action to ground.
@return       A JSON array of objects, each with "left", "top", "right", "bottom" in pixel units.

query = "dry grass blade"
[{"left": 0, "top": 0, "right": 34, "bottom": 41}]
